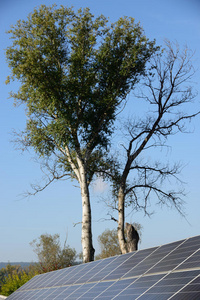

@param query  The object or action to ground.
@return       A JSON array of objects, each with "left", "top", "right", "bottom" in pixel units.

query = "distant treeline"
[{"left": 0, "top": 263, "right": 35, "bottom": 270}]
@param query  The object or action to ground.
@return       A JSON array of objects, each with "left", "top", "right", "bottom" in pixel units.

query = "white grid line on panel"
[
  {"left": 75, "top": 254, "right": 136, "bottom": 300},
  {"left": 75, "top": 255, "right": 119, "bottom": 284},
  {"left": 167, "top": 273, "right": 200, "bottom": 300},
  {"left": 41, "top": 265, "right": 79, "bottom": 288},
  {"left": 97, "top": 246, "right": 160, "bottom": 300},
  {"left": 112, "top": 238, "right": 188, "bottom": 300},
  {"left": 43, "top": 265, "right": 78, "bottom": 288},
  {"left": 135, "top": 241, "right": 200, "bottom": 300}
]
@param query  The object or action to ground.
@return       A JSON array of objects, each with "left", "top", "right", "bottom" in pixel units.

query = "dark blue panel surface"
[
  {"left": 145, "top": 237, "right": 200, "bottom": 275},
  {"left": 78, "top": 281, "right": 115, "bottom": 299},
  {"left": 52, "top": 284, "right": 83, "bottom": 299},
  {"left": 53, "top": 263, "right": 91, "bottom": 286},
  {"left": 171, "top": 291, "right": 200, "bottom": 300},
  {"left": 135, "top": 293, "right": 174, "bottom": 300},
  {"left": 75, "top": 255, "right": 117, "bottom": 284},
  {"left": 86, "top": 253, "right": 134, "bottom": 283},
  {"left": 139, "top": 270, "right": 200, "bottom": 300},
  {"left": 169, "top": 273, "right": 200, "bottom": 300},
  {"left": 176, "top": 249, "right": 200, "bottom": 271},
  {"left": 6, "top": 290, "right": 37, "bottom": 300},
  {"left": 95, "top": 278, "right": 134, "bottom": 299},
  {"left": 44, "top": 287, "right": 67, "bottom": 299},
  {"left": 36, "top": 271, "right": 60, "bottom": 289},
  {"left": 18, "top": 274, "right": 41, "bottom": 290},
  {"left": 104, "top": 247, "right": 158, "bottom": 281},
  {"left": 45, "top": 266, "right": 78, "bottom": 287},
  {"left": 63, "top": 282, "right": 95, "bottom": 299},
  {"left": 110, "top": 274, "right": 163, "bottom": 299},
  {"left": 123, "top": 240, "right": 184, "bottom": 278}
]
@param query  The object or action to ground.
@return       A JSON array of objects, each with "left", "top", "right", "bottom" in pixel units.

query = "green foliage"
[
  {"left": 96, "top": 229, "right": 121, "bottom": 260},
  {"left": 6, "top": 4, "right": 157, "bottom": 174},
  {"left": 0, "top": 265, "right": 38, "bottom": 296},
  {"left": 96, "top": 223, "right": 142, "bottom": 260},
  {"left": 0, "top": 233, "right": 76, "bottom": 296},
  {"left": 30, "top": 233, "right": 77, "bottom": 273},
  {"left": 0, "top": 264, "right": 17, "bottom": 293}
]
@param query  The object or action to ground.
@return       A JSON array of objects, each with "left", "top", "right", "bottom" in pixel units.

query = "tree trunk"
[
  {"left": 118, "top": 188, "right": 139, "bottom": 254},
  {"left": 118, "top": 187, "right": 128, "bottom": 254},
  {"left": 64, "top": 146, "right": 95, "bottom": 262},
  {"left": 81, "top": 183, "right": 95, "bottom": 262},
  {"left": 126, "top": 222, "right": 139, "bottom": 251},
  {"left": 79, "top": 165, "right": 95, "bottom": 263}
]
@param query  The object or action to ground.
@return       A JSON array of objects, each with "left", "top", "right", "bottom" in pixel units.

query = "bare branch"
[{"left": 23, "top": 158, "right": 71, "bottom": 197}]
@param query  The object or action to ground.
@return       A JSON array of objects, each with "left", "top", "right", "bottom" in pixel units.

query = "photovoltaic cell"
[
  {"left": 18, "top": 273, "right": 45, "bottom": 290},
  {"left": 107, "top": 274, "right": 164, "bottom": 299},
  {"left": 44, "top": 266, "right": 79, "bottom": 288},
  {"left": 6, "top": 235, "right": 200, "bottom": 300},
  {"left": 145, "top": 237, "right": 200, "bottom": 275},
  {"left": 122, "top": 240, "right": 184, "bottom": 278},
  {"left": 43, "top": 287, "right": 66, "bottom": 299},
  {"left": 77, "top": 281, "right": 115, "bottom": 299},
  {"left": 103, "top": 247, "right": 158, "bottom": 281},
  {"left": 75, "top": 255, "right": 118, "bottom": 284},
  {"left": 55, "top": 264, "right": 89, "bottom": 286},
  {"left": 169, "top": 274, "right": 200, "bottom": 299},
  {"left": 88, "top": 252, "right": 135, "bottom": 283},
  {"left": 137, "top": 270, "right": 200, "bottom": 300},
  {"left": 176, "top": 249, "right": 200, "bottom": 271}
]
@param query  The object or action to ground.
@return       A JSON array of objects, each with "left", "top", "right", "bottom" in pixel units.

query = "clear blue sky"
[{"left": 0, "top": 0, "right": 200, "bottom": 262}]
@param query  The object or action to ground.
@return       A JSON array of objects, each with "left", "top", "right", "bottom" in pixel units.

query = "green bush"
[
  {"left": 1, "top": 266, "right": 38, "bottom": 296},
  {"left": 30, "top": 233, "right": 77, "bottom": 272}
]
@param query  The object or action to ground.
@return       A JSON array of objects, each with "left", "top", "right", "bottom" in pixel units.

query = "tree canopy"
[
  {"left": 6, "top": 5, "right": 156, "bottom": 159},
  {"left": 30, "top": 233, "right": 77, "bottom": 272},
  {"left": 95, "top": 229, "right": 121, "bottom": 260}
]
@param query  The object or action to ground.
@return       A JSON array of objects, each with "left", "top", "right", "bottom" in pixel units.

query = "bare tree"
[{"left": 104, "top": 41, "right": 199, "bottom": 254}]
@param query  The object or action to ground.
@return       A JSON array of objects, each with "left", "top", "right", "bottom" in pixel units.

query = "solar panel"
[{"left": 6, "top": 235, "right": 200, "bottom": 299}]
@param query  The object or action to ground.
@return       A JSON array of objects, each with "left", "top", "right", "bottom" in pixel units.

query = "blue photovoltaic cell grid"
[
  {"left": 170, "top": 274, "right": 200, "bottom": 300},
  {"left": 94, "top": 274, "right": 164, "bottom": 299},
  {"left": 146, "top": 236, "right": 200, "bottom": 275},
  {"left": 122, "top": 240, "right": 184, "bottom": 279},
  {"left": 103, "top": 247, "right": 158, "bottom": 281},
  {"left": 6, "top": 235, "right": 200, "bottom": 300},
  {"left": 136, "top": 270, "right": 200, "bottom": 300},
  {"left": 74, "top": 255, "right": 120, "bottom": 284}
]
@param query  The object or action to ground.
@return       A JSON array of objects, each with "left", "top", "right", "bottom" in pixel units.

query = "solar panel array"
[{"left": 7, "top": 235, "right": 200, "bottom": 299}]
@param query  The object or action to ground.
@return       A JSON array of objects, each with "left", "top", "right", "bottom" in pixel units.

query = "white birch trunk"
[
  {"left": 64, "top": 146, "right": 94, "bottom": 262},
  {"left": 78, "top": 159, "right": 95, "bottom": 263},
  {"left": 80, "top": 180, "right": 95, "bottom": 263}
]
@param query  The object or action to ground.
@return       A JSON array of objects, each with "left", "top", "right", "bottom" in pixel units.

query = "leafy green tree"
[
  {"left": 30, "top": 233, "right": 77, "bottom": 272},
  {"left": 96, "top": 223, "right": 142, "bottom": 259},
  {"left": 0, "top": 264, "right": 18, "bottom": 293},
  {"left": 6, "top": 4, "right": 157, "bottom": 262},
  {"left": 0, "top": 265, "right": 37, "bottom": 296},
  {"left": 95, "top": 229, "right": 121, "bottom": 260}
]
